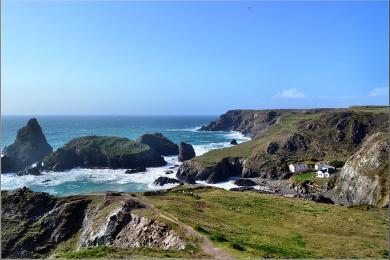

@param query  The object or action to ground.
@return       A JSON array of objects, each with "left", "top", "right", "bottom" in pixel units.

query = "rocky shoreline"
[{"left": 183, "top": 107, "right": 389, "bottom": 207}]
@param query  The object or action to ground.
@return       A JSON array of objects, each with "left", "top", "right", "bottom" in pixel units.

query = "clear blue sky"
[{"left": 2, "top": 1, "right": 388, "bottom": 115}]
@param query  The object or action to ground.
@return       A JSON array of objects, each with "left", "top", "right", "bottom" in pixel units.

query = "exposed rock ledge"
[
  {"left": 1, "top": 188, "right": 186, "bottom": 258},
  {"left": 333, "top": 132, "right": 389, "bottom": 207},
  {"left": 177, "top": 158, "right": 243, "bottom": 184}
]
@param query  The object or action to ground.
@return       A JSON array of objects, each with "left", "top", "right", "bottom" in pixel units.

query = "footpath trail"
[{"left": 159, "top": 212, "right": 234, "bottom": 260}]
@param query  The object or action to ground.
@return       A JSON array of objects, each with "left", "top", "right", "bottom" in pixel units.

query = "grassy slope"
[
  {"left": 193, "top": 106, "right": 389, "bottom": 167},
  {"left": 142, "top": 186, "right": 388, "bottom": 259},
  {"left": 64, "top": 136, "right": 150, "bottom": 156},
  {"left": 194, "top": 111, "right": 322, "bottom": 166}
]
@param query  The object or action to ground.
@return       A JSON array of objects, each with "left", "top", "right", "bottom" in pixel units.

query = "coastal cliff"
[
  {"left": 1, "top": 188, "right": 188, "bottom": 258},
  {"left": 180, "top": 106, "right": 389, "bottom": 206},
  {"left": 334, "top": 132, "right": 389, "bottom": 207}
]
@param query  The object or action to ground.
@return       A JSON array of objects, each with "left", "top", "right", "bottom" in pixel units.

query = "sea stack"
[
  {"left": 2, "top": 118, "right": 52, "bottom": 172},
  {"left": 178, "top": 142, "right": 195, "bottom": 162}
]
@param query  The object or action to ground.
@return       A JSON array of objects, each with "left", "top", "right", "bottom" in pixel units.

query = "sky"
[{"left": 2, "top": 1, "right": 389, "bottom": 115}]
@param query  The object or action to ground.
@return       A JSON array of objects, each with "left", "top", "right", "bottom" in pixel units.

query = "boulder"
[
  {"left": 230, "top": 139, "right": 238, "bottom": 145},
  {"left": 165, "top": 170, "right": 174, "bottom": 174},
  {"left": 17, "top": 164, "right": 42, "bottom": 176},
  {"left": 230, "top": 187, "right": 255, "bottom": 192},
  {"left": 266, "top": 142, "right": 279, "bottom": 154},
  {"left": 125, "top": 167, "right": 147, "bottom": 174},
  {"left": 234, "top": 178, "right": 257, "bottom": 187},
  {"left": 178, "top": 142, "right": 195, "bottom": 162},
  {"left": 153, "top": 177, "right": 182, "bottom": 186},
  {"left": 43, "top": 136, "right": 166, "bottom": 172},
  {"left": 3, "top": 118, "right": 53, "bottom": 170},
  {"left": 137, "top": 133, "right": 178, "bottom": 156}
]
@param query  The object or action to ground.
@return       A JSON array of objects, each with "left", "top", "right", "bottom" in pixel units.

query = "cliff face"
[
  {"left": 1, "top": 188, "right": 186, "bottom": 258},
  {"left": 179, "top": 108, "right": 389, "bottom": 186},
  {"left": 334, "top": 132, "right": 389, "bottom": 207},
  {"left": 199, "top": 110, "right": 285, "bottom": 138}
]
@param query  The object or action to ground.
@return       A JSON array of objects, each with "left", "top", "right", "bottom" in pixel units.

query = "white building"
[
  {"left": 288, "top": 163, "right": 310, "bottom": 173},
  {"left": 315, "top": 162, "right": 335, "bottom": 171},
  {"left": 316, "top": 164, "right": 336, "bottom": 178}
]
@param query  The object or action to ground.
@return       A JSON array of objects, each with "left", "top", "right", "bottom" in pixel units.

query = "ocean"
[{"left": 1, "top": 115, "right": 250, "bottom": 196}]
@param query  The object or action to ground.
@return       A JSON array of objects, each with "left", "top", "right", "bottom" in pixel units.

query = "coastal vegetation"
[{"left": 2, "top": 186, "right": 388, "bottom": 259}]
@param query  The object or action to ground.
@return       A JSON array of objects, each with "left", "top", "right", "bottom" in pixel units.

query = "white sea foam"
[
  {"left": 166, "top": 126, "right": 201, "bottom": 132},
  {"left": 1, "top": 130, "right": 252, "bottom": 195},
  {"left": 224, "top": 131, "right": 251, "bottom": 142}
]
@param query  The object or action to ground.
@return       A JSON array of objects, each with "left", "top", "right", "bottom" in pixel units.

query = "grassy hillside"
[
  {"left": 64, "top": 136, "right": 150, "bottom": 156},
  {"left": 142, "top": 186, "right": 388, "bottom": 259},
  {"left": 5, "top": 186, "right": 387, "bottom": 259},
  {"left": 193, "top": 107, "right": 388, "bottom": 172}
]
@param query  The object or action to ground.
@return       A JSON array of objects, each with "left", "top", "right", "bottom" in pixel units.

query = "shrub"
[
  {"left": 329, "top": 160, "right": 345, "bottom": 168},
  {"left": 230, "top": 242, "right": 245, "bottom": 251},
  {"left": 210, "top": 232, "right": 228, "bottom": 242}
]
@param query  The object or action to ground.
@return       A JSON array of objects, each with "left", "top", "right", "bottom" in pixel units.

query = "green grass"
[
  {"left": 64, "top": 136, "right": 150, "bottom": 156},
  {"left": 55, "top": 245, "right": 203, "bottom": 259},
  {"left": 349, "top": 106, "right": 389, "bottom": 114},
  {"left": 194, "top": 111, "right": 322, "bottom": 166},
  {"left": 291, "top": 172, "right": 316, "bottom": 182},
  {"left": 143, "top": 186, "right": 389, "bottom": 258}
]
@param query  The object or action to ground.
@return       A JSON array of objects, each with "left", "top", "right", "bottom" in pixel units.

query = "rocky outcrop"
[
  {"left": 230, "top": 139, "right": 238, "bottom": 145},
  {"left": 16, "top": 163, "right": 42, "bottom": 176},
  {"left": 2, "top": 118, "right": 53, "bottom": 173},
  {"left": 114, "top": 215, "right": 185, "bottom": 250},
  {"left": 153, "top": 177, "right": 182, "bottom": 186},
  {"left": 178, "top": 142, "right": 195, "bottom": 162},
  {"left": 1, "top": 155, "right": 25, "bottom": 173},
  {"left": 1, "top": 188, "right": 187, "bottom": 258},
  {"left": 137, "top": 133, "right": 179, "bottom": 156},
  {"left": 177, "top": 158, "right": 243, "bottom": 184},
  {"left": 1, "top": 187, "right": 88, "bottom": 258},
  {"left": 125, "top": 167, "right": 147, "bottom": 174},
  {"left": 234, "top": 178, "right": 257, "bottom": 187},
  {"left": 266, "top": 142, "right": 279, "bottom": 154},
  {"left": 43, "top": 136, "right": 166, "bottom": 172},
  {"left": 199, "top": 110, "right": 283, "bottom": 138},
  {"left": 334, "top": 132, "right": 389, "bottom": 207}
]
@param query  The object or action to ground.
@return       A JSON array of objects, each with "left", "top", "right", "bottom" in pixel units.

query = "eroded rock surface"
[{"left": 334, "top": 132, "right": 389, "bottom": 207}]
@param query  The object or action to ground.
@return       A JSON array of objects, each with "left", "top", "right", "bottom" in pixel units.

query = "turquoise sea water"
[{"left": 1, "top": 116, "right": 250, "bottom": 196}]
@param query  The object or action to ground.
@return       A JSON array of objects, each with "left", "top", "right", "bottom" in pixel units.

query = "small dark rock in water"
[
  {"left": 153, "top": 177, "right": 182, "bottom": 186},
  {"left": 17, "top": 165, "right": 42, "bottom": 176},
  {"left": 230, "top": 186, "right": 255, "bottom": 192},
  {"left": 178, "top": 142, "right": 196, "bottom": 162},
  {"left": 125, "top": 167, "right": 147, "bottom": 174},
  {"left": 165, "top": 170, "right": 174, "bottom": 174},
  {"left": 234, "top": 178, "right": 257, "bottom": 187},
  {"left": 230, "top": 139, "right": 238, "bottom": 145},
  {"left": 42, "top": 179, "right": 51, "bottom": 183}
]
